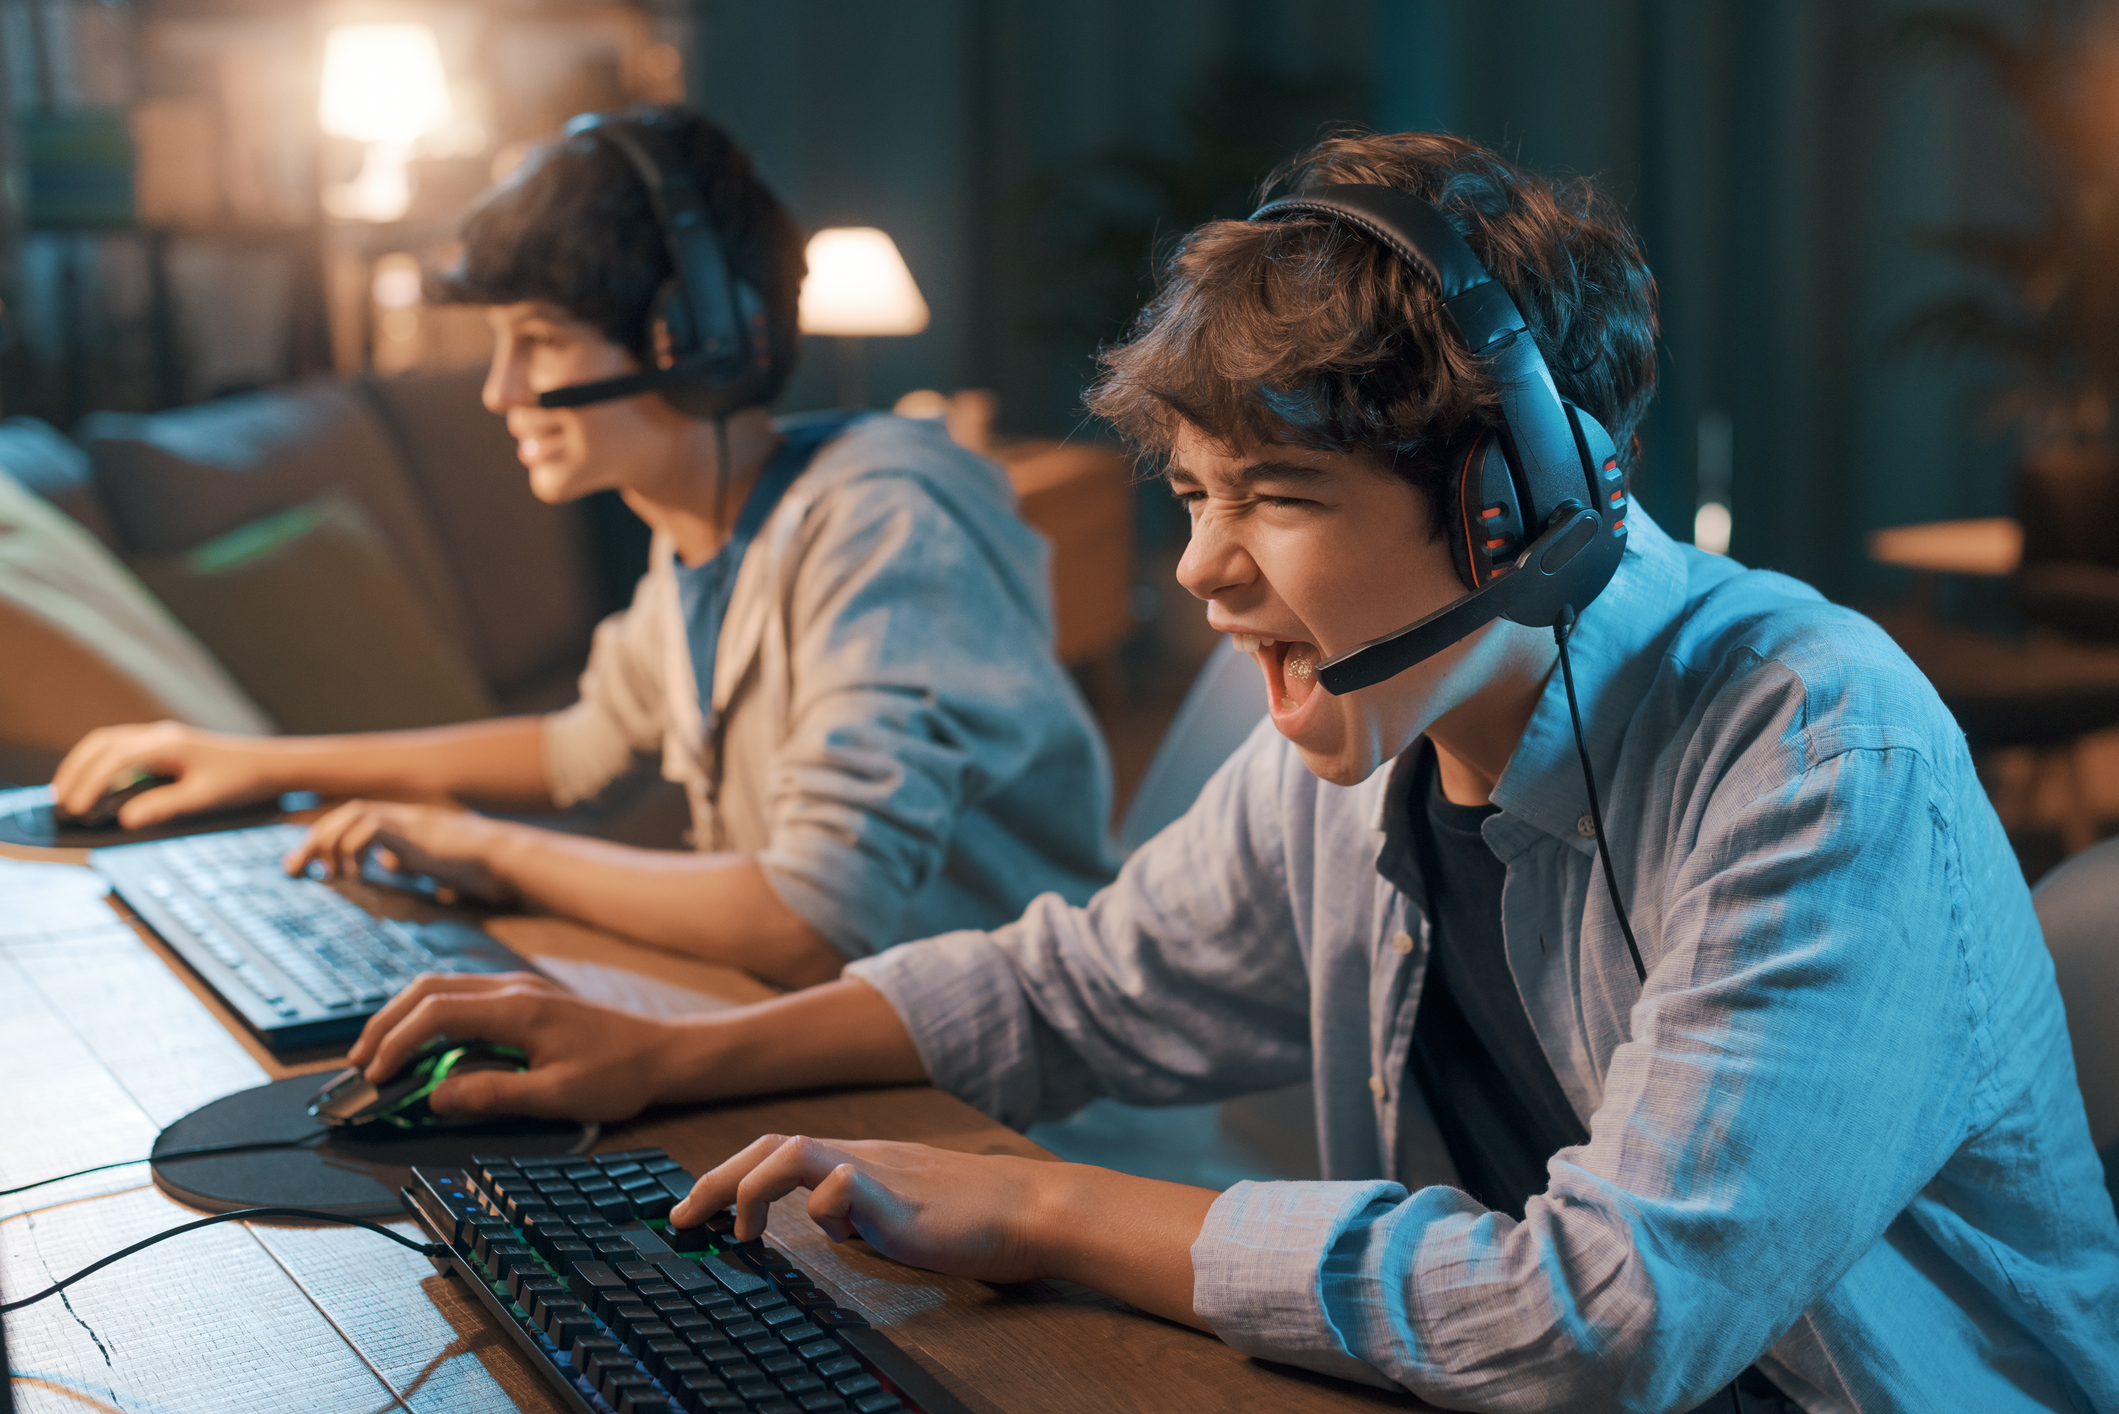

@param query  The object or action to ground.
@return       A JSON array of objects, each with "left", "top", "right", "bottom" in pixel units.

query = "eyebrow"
[{"left": 1164, "top": 458, "right": 1333, "bottom": 489}]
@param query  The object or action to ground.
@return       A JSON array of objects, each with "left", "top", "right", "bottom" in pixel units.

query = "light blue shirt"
[
  {"left": 849, "top": 509, "right": 2119, "bottom": 1411},
  {"left": 670, "top": 411, "right": 849, "bottom": 722}
]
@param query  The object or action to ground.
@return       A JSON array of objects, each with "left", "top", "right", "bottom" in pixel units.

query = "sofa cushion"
[
  {"left": 0, "top": 465, "right": 272, "bottom": 751},
  {"left": 356, "top": 370, "right": 598, "bottom": 697},
  {"left": 0, "top": 416, "right": 118, "bottom": 547},
  {"left": 78, "top": 381, "right": 475, "bottom": 656},
  {"left": 131, "top": 493, "right": 496, "bottom": 735}
]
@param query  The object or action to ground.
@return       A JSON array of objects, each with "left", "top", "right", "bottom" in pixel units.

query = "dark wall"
[{"left": 692, "top": 0, "right": 2033, "bottom": 605}]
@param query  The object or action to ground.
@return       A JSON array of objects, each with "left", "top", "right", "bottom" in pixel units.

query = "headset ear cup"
[{"left": 1449, "top": 435, "right": 1526, "bottom": 592}]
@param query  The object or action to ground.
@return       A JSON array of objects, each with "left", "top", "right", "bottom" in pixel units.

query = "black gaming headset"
[
  {"left": 536, "top": 110, "right": 777, "bottom": 418},
  {"left": 1247, "top": 184, "right": 1630, "bottom": 696},
  {"left": 1249, "top": 184, "right": 1648, "bottom": 983}
]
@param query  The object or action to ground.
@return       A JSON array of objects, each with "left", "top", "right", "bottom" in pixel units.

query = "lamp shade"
[
  {"left": 319, "top": 24, "right": 452, "bottom": 144},
  {"left": 798, "top": 228, "right": 930, "bottom": 336}
]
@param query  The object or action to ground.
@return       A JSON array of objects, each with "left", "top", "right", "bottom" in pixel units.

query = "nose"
[
  {"left": 1175, "top": 504, "right": 1256, "bottom": 603},
  {"left": 482, "top": 338, "right": 530, "bottom": 416}
]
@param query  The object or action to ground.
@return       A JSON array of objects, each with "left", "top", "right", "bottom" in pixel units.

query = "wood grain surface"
[{"left": 2, "top": 840, "right": 1429, "bottom": 1413}]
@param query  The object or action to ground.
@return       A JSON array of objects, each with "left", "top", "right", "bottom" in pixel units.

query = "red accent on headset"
[
  {"left": 1603, "top": 457, "right": 1619, "bottom": 471},
  {"left": 1456, "top": 441, "right": 1485, "bottom": 584},
  {"left": 1480, "top": 505, "right": 1503, "bottom": 520},
  {"left": 1485, "top": 538, "right": 1509, "bottom": 552}
]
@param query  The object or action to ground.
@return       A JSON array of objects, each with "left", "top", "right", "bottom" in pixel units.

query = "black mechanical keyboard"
[
  {"left": 402, "top": 1146, "right": 968, "bottom": 1414},
  {"left": 94, "top": 824, "right": 535, "bottom": 1051}
]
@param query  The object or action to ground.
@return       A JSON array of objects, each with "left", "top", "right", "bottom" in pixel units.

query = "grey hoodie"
[{"left": 543, "top": 413, "right": 1119, "bottom": 958}]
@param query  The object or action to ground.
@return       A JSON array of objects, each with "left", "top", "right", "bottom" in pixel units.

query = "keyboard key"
[
  {"left": 795, "top": 1340, "right": 839, "bottom": 1362},
  {"left": 676, "top": 1372, "right": 744, "bottom": 1410},
  {"left": 777, "top": 1372, "right": 825, "bottom": 1394},
  {"left": 508, "top": 1268, "right": 562, "bottom": 1303},
  {"left": 832, "top": 1374, "right": 881, "bottom": 1399},
  {"left": 652, "top": 1349, "right": 706, "bottom": 1382},
  {"left": 570, "top": 1336, "right": 621, "bottom": 1374},
  {"left": 601, "top": 1368, "right": 653, "bottom": 1405},
  {"left": 720, "top": 1318, "right": 767, "bottom": 1341},
  {"left": 851, "top": 1396, "right": 903, "bottom": 1414},
  {"left": 548, "top": 1314, "right": 599, "bottom": 1353},
  {"left": 699, "top": 1254, "right": 768, "bottom": 1297},
  {"left": 618, "top": 1392, "right": 672, "bottom": 1414},
  {"left": 810, "top": 1355, "right": 860, "bottom": 1381},
  {"left": 758, "top": 1304, "right": 803, "bottom": 1327},
  {"left": 757, "top": 1351, "right": 804, "bottom": 1376},
  {"left": 742, "top": 1337, "right": 784, "bottom": 1359},
  {"left": 778, "top": 1322, "right": 825, "bottom": 1347},
  {"left": 568, "top": 1259, "right": 627, "bottom": 1306},
  {"left": 532, "top": 1295, "right": 585, "bottom": 1331},
  {"left": 655, "top": 1258, "right": 718, "bottom": 1295}
]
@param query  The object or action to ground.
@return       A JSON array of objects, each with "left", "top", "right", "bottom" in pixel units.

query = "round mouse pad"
[{"left": 152, "top": 1074, "right": 598, "bottom": 1217}]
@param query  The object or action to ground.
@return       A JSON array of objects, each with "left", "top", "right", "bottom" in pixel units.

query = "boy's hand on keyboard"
[
  {"left": 288, "top": 800, "right": 515, "bottom": 904},
  {"left": 674, "top": 1134, "right": 1048, "bottom": 1285},
  {"left": 674, "top": 1132, "right": 1221, "bottom": 1332},
  {"left": 345, "top": 971, "right": 684, "bottom": 1122},
  {"left": 54, "top": 722, "right": 278, "bottom": 828}
]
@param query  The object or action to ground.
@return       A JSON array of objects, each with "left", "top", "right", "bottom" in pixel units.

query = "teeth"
[{"left": 1230, "top": 633, "right": 1278, "bottom": 654}]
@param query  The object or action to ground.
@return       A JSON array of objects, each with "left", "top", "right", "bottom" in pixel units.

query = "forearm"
[
  {"left": 484, "top": 827, "right": 844, "bottom": 988},
  {"left": 656, "top": 977, "right": 928, "bottom": 1105},
  {"left": 262, "top": 716, "right": 554, "bottom": 808},
  {"left": 1035, "top": 1164, "right": 1216, "bottom": 1330}
]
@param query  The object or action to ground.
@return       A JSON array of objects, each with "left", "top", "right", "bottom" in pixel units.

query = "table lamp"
[
  {"left": 798, "top": 227, "right": 929, "bottom": 407},
  {"left": 318, "top": 22, "right": 452, "bottom": 222}
]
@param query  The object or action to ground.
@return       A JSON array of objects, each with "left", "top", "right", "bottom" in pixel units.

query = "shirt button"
[
  {"left": 1576, "top": 813, "right": 1598, "bottom": 838},
  {"left": 1368, "top": 1074, "right": 1387, "bottom": 1100},
  {"left": 1390, "top": 930, "right": 1414, "bottom": 955}
]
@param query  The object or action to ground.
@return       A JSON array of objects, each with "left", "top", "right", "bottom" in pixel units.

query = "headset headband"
[{"left": 1247, "top": 184, "right": 1625, "bottom": 693}]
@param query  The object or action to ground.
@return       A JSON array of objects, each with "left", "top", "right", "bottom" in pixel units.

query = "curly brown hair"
[{"left": 1085, "top": 131, "right": 1659, "bottom": 530}]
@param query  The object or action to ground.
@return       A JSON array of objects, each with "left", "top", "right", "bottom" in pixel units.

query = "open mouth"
[{"left": 1231, "top": 633, "right": 1322, "bottom": 716}]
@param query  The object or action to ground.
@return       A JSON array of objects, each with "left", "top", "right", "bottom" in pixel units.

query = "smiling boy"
[
  {"left": 340, "top": 132, "right": 2119, "bottom": 1411},
  {"left": 53, "top": 107, "right": 1116, "bottom": 988}
]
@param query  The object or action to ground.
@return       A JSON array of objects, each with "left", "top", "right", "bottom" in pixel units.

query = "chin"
[
  {"left": 1279, "top": 707, "right": 1393, "bottom": 788},
  {"left": 525, "top": 462, "right": 591, "bottom": 504}
]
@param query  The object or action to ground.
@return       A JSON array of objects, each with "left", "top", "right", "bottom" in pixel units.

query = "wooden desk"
[{"left": 1, "top": 842, "right": 1424, "bottom": 1413}]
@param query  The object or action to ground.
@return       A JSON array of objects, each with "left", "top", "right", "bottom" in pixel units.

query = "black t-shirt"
[{"left": 1378, "top": 741, "right": 1589, "bottom": 1220}]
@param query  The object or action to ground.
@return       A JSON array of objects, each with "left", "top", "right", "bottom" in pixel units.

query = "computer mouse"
[
  {"left": 58, "top": 767, "right": 177, "bottom": 829},
  {"left": 307, "top": 1038, "right": 528, "bottom": 1129}
]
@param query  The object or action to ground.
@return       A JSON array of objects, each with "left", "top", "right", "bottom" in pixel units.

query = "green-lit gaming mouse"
[{"left": 306, "top": 1038, "right": 528, "bottom": 1129}]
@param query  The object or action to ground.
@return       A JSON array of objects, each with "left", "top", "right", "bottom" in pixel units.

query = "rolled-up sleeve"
[
  {"left": 543, "top": 570, "right": 669, "bottom": 808},
  {"left": 847, "top": 720, "right": 1315, "bottom": 1126},
  {"left": 1194, "top": 743, "right": 1987, "bottom": 1411},
  {"left": 754, "top": 476, "right": 1077, "bottom": 957}
]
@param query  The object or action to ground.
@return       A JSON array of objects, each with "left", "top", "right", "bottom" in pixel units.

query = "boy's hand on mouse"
[
  {"left": 348, "top": 971, "right": 683, "bottom": 1122},
  {"left": 287, "top": 800, "right": 518, "bottom": 904},
  {"left": 52, "top": 722, "right": 278, "bottom": 828}
]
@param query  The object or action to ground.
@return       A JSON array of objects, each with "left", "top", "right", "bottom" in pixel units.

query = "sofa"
[{"left": 0, "top": 372, "right": 1137, "bottom": 830}]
